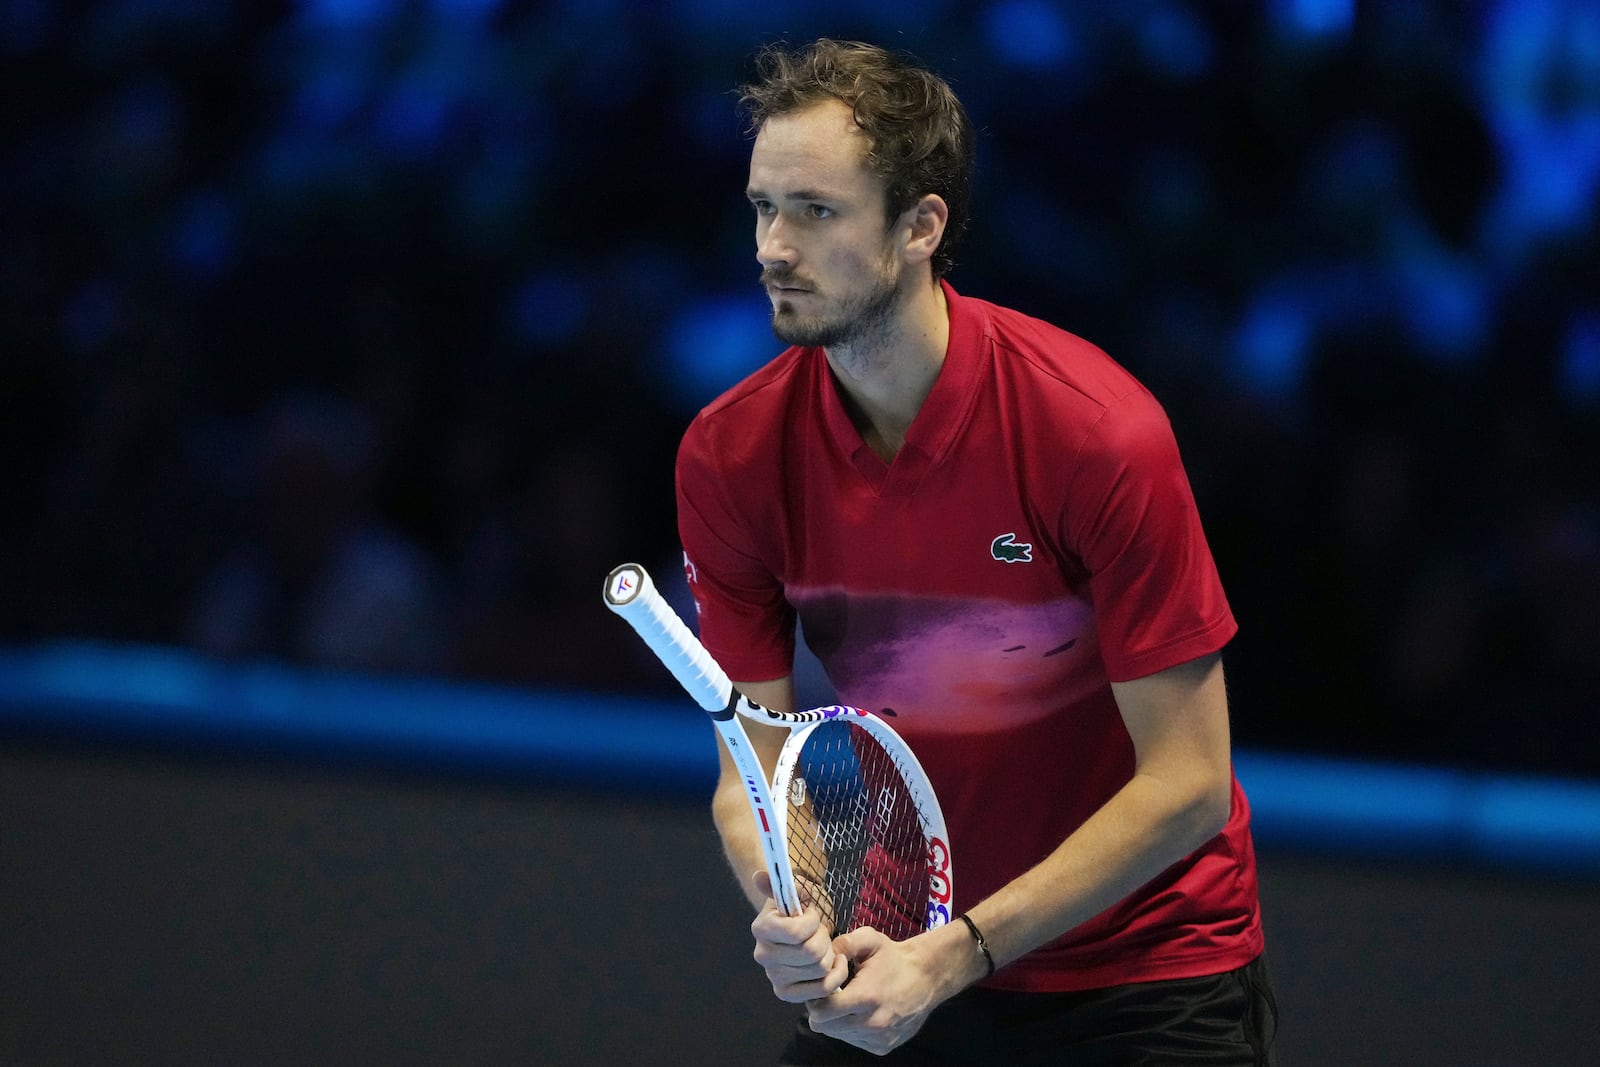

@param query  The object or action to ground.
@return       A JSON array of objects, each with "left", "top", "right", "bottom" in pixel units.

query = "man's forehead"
[
  {"left": 757, "top": 96, "right": 861, "bottom": 140},
  {"left": 748, "top": 100, "right": 876, "bottom": 195}
]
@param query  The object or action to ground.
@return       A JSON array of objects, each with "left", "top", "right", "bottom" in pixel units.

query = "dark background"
[
  {"left": 6, "top": 0, "right": 1598, "bottom": 775},
  {"left": 4, "top": 2, "right": 1599, "bottom": 1062}
]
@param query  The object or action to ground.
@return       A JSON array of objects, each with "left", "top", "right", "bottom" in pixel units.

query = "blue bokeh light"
[
  {"left": 298, "top": 0, "right": 400, "bottom": 28},
  {"left": 1139, "top": 3, "right": 1214, "bottom": 80},
  {"left": 1231, "top": 289, "right": 1312, "bottom": 400},
  {"left": 169, "top": 191, "right": 238, "bottom": 281},
  {"left": 1559, "top": 311, "right": 1600, "bottom": 406},
  {"left": 1393, "top": 242, "right": 1490, "bottom": 361},
  {"left": 1478, "top": 0, "right": 1600, "bottom": 256},
  {"left": 666, "top": 295, "right": 775, "bottom": 409},
  {"left": 1271, "top": 0, "right": 1354, "bottom": 40},
  {"left": 983, "top": 0, "right": 1075, "bottom": 70},
  {"left": 511, "top": 272, "right": 590, "bottom": 347}
]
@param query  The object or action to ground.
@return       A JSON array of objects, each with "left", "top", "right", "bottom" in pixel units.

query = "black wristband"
[{"left": 957, "top": 913, "right": 995, "bottom": 978}]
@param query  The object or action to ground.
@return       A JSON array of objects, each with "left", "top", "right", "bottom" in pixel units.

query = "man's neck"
[{"left": 824, "top": 278, "right": 950, "bottom": 464}]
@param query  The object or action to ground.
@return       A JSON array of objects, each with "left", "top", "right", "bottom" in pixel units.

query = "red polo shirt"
[{"left": 676, "top": 281, "right": 1263, "bottom": 991}]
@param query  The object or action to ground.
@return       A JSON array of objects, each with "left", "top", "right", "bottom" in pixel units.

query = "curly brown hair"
[{"left": 739, "top": 39, "right": 975, "bottom": 277}]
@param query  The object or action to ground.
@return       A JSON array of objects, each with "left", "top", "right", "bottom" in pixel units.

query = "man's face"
[{"left": 746, "top": 99, "right": 904, "bottom": 348}]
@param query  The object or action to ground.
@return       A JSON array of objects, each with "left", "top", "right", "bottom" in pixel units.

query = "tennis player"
[{"left": 676, "top": 39, "right": 1276, "bottom": 1064}]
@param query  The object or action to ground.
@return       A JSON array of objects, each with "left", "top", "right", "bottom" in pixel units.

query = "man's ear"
[{"left": 899, "top": 193, "right": 949, "bottom": 267}]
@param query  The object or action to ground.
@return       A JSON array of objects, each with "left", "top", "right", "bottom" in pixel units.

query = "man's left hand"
[{"left": 802, "top": 927, "right": 946, "bottom": 1055}]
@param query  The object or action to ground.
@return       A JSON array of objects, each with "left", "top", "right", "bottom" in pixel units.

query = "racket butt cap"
[{"left": 602, "top": 562, "right": 650, "bottom": 608}]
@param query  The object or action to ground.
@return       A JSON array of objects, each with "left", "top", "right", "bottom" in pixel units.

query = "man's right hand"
[{"left": 749, "top": 871, "right": 852, "bottom": 1003}]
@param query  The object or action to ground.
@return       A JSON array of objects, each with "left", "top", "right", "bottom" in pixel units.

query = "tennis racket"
[{"left": 603, "top": 562, "right": 953, "bottom": 942}]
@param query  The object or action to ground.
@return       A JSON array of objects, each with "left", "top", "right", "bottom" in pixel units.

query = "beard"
[{"left": 762, "top": 257, "right": 902, "bottom": 349}]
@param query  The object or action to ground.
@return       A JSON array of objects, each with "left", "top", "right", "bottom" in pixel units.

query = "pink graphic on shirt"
[{"left": 790, "top": 588, "right": 1103, "bottom": 735}]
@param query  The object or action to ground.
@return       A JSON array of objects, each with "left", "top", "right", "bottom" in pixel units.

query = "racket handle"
[
  {"left": 603, "top": 562, "right": 805, "bottom": 918},
  {"left": 603, "top": 563, "right": 734, "bottom": 714}
]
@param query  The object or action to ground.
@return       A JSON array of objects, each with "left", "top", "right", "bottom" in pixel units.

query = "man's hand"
[
  {"left": 750, "top": 871, "right": 851, "bottom": 1002},
  {"left": 802, "top": 926, "right": 950, "bottom": 1055}
]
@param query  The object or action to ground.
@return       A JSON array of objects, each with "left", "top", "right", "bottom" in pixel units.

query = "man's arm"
[
  {"left": 949, "top": 651, "right": 1233, "bottom": 969},
  {"left": 805, "top": 651, "right": 1235, "bottom": 1052}
]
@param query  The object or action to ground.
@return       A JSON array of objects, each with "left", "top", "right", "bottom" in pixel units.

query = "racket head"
[{"left": 773, "top": 707, "right": 952, "bottom": 941}]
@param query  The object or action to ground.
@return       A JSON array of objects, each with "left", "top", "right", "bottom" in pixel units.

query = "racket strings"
[{"left": 786, "top": 721, "right": 932, "bottom": 942}]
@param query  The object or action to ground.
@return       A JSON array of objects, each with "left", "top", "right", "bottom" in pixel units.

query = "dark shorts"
[{"left": 779, "top": 954, "right": 1277, "bottom": 1066}]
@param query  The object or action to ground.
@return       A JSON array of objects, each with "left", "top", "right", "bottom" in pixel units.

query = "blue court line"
[
  {"left": 1232, "top": 751, "right": 1600, "bottom": 875},
  {"left": 0, "top": 640, "right": 714, "bottom": 794},
  {"left": 2, "top": 640, "right": 1598, "bottom": 877}
]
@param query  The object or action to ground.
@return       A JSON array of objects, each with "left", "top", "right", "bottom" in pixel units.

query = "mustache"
[{"left": 760, "top": 267, "right": 812, "bottom": 290}]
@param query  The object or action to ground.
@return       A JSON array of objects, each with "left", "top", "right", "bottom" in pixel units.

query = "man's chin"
[{"left": 771, "top": 311, "right": 833, "bottom": 347}]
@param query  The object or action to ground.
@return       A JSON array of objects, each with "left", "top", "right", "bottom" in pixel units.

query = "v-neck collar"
[{"left": 814, "top": 279, "right": 987, "bottom": 496}]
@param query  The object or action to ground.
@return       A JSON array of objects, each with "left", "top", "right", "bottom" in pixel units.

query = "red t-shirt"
[{"left": 676, "top": 281, "right": 1263, "bottom": 992}]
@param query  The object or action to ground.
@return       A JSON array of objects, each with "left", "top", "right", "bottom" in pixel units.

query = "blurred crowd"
[{"left": 4, "top": 1, "right": 1597, "bottom": 776}]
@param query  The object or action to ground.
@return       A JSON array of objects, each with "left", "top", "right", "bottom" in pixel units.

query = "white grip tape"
[
  {"left": 603, "top": 563, "right": 733, "bottom": 713},
  {"left": 603, "top": 562, "right": 803, "bottom": 916}
]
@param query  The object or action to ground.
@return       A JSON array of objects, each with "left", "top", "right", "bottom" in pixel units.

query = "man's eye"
[
  {"left": 751, "top": 200, "right": 775, "bottom": 216},
  {"left": 807, "top": 205, "right": 833, "bottom": 219}
]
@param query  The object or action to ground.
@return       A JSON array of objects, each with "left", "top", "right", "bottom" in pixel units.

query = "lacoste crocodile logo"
[{"left": 990, "top": 532, "right": 1034, "bottom": 564}]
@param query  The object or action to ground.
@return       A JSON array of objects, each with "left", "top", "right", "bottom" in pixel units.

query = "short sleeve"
[
  {"left": 1066, "top": 391, "right": 1236, "bottom": 681},
  {"left": 675, "top": 413, "right": 797, "bottom": 682}
]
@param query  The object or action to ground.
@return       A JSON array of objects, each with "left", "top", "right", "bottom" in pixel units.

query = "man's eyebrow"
[{"left": 745, "top": 187, "right": 835, "bottom": 202}]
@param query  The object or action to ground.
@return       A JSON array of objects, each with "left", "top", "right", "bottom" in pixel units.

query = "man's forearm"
[
  {"left": 953, "top": 766, "right": 1230, "bottom": 979},
  {"left": 713, "top": 782, "right": 773, "bottom": 910}
]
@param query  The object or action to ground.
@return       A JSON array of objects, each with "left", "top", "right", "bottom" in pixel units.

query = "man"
[{"left": 675, "top": 39, "right": 1275, "bottom": 1064}]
